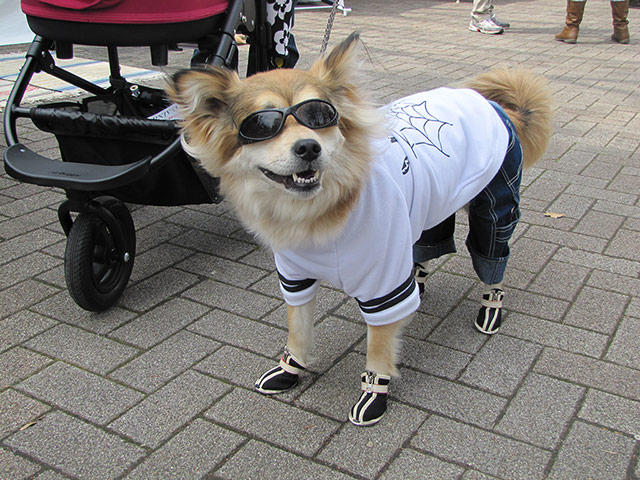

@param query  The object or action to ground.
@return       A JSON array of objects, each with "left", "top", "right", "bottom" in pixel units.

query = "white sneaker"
[
  {"left": 469, "top": 18, "right": 504, "bottom": 34},
  {"left": 490, "top": 14, "right": 511, "bottom": 29}
]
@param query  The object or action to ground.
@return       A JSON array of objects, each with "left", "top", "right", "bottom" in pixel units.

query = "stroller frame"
[{"left": 3, "top": 0, "right": 276, "bottom": 311}]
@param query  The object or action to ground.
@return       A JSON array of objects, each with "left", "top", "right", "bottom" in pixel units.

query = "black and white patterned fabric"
[{"left": 266, "top": 0, "right": 297, "bottom": 67}]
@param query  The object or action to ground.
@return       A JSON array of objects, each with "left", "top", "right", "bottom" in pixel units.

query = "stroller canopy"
[{"left": 22, "top": 0, "right": 229, "bottom": 24}]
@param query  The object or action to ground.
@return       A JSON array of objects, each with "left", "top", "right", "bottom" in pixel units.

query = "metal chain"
[{"left": 319, "top": 0, "right": 341, "bottom": 54}]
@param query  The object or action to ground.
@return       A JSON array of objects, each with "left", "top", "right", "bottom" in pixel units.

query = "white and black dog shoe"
[
  {"left": 255, "top": 348, "right": 306, "bottom": 395},
  {"left": 349, "top": 371, "right": 391, "bottom": 426},
  {"left": 474, "top": 287, "right": 504, "bottom": 335}
]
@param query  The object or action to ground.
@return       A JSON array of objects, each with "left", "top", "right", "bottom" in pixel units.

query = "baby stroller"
[{"left": 3, "top": 0, "right": 295, "bottom": 312}]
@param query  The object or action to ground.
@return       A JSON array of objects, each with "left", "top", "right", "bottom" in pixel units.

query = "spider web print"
[{"left": 388, "top": 101, "right": 453, "bottom": 158}]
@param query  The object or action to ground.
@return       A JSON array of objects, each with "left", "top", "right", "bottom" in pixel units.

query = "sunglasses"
[{"left": 238, "top": 99, "right": 339, "bottom": 144}]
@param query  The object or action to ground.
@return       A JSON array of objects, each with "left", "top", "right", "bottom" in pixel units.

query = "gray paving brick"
[
  {"left": 182, "top": 279, "right": 281, "bottom": 319},
  {"left": 5, "top": 411, "right": 145, "bottom": 479},
  {"left": 204, "top": 387, "right": 340, "bottom": 456},
  {"left": 34, "top": 470, "right": 70, "bottom": 480},
  {"left": 25, "top": 324, "right": 139, "bottom": 374},
  {"left": 394, "top": 367, "right": 507, "bottom": 429},
  {"left": 587, "top": 269, "right": 640, "bottom": 296},
  {"left": 0, "top": 280, "right": 59, "bottom": 320},
  {"left": 109, "top": 298, "right": 209, "bottom": 349},
  {"left": 605, "top": 228, "right": 640, "bottom": 261},
  {"left": 317, "top": 403, "right": 426, "bottom": 478},
  {"left": 188, "top": 309, "right": 287, "bottom": 358},
  {"left": 460, "top": 336, "right": 542, "bottom": 396},
  {"left": 578, "top": 389, "right": 640, "bottom": 437},
  {"left": 563, "top": 285, "right": 629, "bottom": 334},
  {"left": 605, "top": 315, "right": 640, "bottom": 369},
  {"left": 0, "top": 447, "right": 41, "bottom": 479},
  {"left": 0, "top": 347, "right": 52, "bottom": 389},
  {"left": 0, "top": 389, "right": 50, "bottom": 439},
  {"left": 217, "top": 440, "right": 356, "bottom": 480},
  {"left": 134, "top": 220, "right": 187, "bottom": 254},
  {"left": 528, "top": 259, "right": 591, "bottom": 301},
  {"left": 426, "top": 300, "right": 488, "bottom": 354},
  {"left": 126, "top": 418, "right": 246, "bottom": 479},
  {"left": 0, "top": 251, "right": 61, "bottom": 290},
  {"left": 110, "top": 330, "right": 219, "bottom": 392},
  {"left": 412, "top": 415, "right": 551, "bottom": 480},
  {"left": 547, "top": 421, "right": 636, "bottom": 480},
  {"left": 555, "top": 246, "right": 640, "bottom": 277},
  {"left": 129, "top": 243, "right": 193, "bottom": 283},
  {"left": 0, "top": 229, "right": 64, "bottom": 267},
  {"left": 16, "top": 362, "right": 143, "bottom": 425},
  {"left": 171, "top": 229, "right": 255, "bottom": 260},
  {"left": 573, "top": 210, "right": 626, "bottom": 239},
  {"left": 0, "top": 310, "right": 56, "bottom": 353},
  {"left": 534, "top": 348, "right": 640, "bottom": 398},
  {"left": 177, "top": 252, "right": 268, "bottom": 288},
  {"left": 308, "top": 315, "right": 365, "bottom": 373},
  {"left": 118, "top": 268, "right": 200, "bottom": 312},
  {"left": 401, "top": 336, "right": 472, "bottom": 380},
  {"left": 418, "top": 271, "right": 477, "bottom": 318},
  {"left": 195, "top": 344, "right": 278, "bottom": 389},
  {"left": 109, "top": 370, "right": 229, "bottom": 448},
  {"left": 165, "top": 207, "right": 241, "bottom": 236},
  {"left": 505, "top": 288, "right": 571, "bottom": 322},
  {"left": 501, "top": 312, "right": 608, "bottom": 357},
  {"left": 496, "top": 373, "right": 584, "bottom": 449},
  {"left": 380, "top": 449, "right": 464, "bottom": 480}
]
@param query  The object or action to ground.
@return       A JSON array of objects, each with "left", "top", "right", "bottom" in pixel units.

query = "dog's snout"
[{"left": 293, "top": 139, "right": 322, "bottom": 162}]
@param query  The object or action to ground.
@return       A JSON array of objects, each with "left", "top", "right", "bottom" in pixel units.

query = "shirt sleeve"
[{"left": 276, "top": 271, "right": 320, "bottom": 306}]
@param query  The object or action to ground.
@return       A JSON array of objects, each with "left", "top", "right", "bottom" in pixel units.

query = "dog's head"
[{"left": 167, "top": 33, "right": 383, "bottom": 247}]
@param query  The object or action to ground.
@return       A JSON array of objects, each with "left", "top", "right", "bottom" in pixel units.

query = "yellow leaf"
[{"left": 544, "top": 212, "right": 565, "bottom": 219}]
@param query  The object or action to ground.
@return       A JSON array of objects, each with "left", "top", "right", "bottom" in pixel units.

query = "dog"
[{"left": 167, "top": 32, "right": 553, "bottom": 426}]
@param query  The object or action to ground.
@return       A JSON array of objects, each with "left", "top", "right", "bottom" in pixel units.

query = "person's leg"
[
  {"left": 611, "top": 0, "right": 630, "bottom": 44},
  {"left": 555, "top": 0, "right": 587, "bottom": 43},
  {"left": 469, "top": 0, "right": 505, "bottom": 34}
]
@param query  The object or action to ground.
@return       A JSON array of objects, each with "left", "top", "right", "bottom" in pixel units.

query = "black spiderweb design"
[{"left": 388, "top": 101, "right": 453, "bottom": 158}]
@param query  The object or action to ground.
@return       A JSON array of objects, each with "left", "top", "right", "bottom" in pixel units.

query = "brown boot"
[
  {"left": 555, "top": 1, "right": 586, "bottom": 43},
  {"left": 611, "top": 0, "right": 630, "bottom": 43}
]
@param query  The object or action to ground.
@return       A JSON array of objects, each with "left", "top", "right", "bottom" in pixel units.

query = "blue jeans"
[{"left": 413, "top": 101, "right": 523, "bottom": 285}]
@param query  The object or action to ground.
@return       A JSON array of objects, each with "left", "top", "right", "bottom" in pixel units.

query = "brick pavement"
[{"left": 1, "top": 0, "right": 639, "bottom": 478}]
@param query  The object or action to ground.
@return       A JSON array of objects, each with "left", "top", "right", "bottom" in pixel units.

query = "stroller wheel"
[{"left": 64, "top": 197, "right": 136, "bottom": 312}]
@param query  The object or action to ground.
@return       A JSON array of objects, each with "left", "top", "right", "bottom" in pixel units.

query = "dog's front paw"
[
  {"left": 348, "top": 371, "right": 391, "bottom": 426},
  {"left": 255, "top": 348, "right": 306, "bottom": 395}
]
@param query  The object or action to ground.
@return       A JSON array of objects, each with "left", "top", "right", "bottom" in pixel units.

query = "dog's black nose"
[{"left": 293, "top": 139, "right": 322, "bottom": 162}]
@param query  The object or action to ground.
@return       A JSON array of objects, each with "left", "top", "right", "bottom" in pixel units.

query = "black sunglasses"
[{"left": 238, "top": 99, "right": 339, "bottom": 144}]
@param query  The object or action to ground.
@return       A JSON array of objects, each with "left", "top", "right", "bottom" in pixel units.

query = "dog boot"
[
  {"left": 555, "top": 0, "right": 586, "bottom": 43},
  {"left": 255, "top": 347, "right": 306, "bottom": 395},
  {"left": 611, "top": 0, "right": 630, "bottom": 43},
  {"left": 413, "top": 261, "right": 429, "bottom": 297},
  {"left": 474, "top": 284, "right": 504, "bottom": 335},
  {"left": 349, "top": 371, "right": 391, "bottom": 426}
]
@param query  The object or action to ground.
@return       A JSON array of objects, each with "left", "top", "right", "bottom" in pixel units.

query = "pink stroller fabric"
[{"left": 22, "top": 0, "right": 229, "bottom": 24}]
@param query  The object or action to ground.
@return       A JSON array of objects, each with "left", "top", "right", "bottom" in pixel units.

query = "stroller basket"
[{"left": 28, "top": 90, "right": 219, "bottom": 206}]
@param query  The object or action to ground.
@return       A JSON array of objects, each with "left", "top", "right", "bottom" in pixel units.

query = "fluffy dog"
[{"left": 167, "top": 33, "right": 552, "bottom": 426}]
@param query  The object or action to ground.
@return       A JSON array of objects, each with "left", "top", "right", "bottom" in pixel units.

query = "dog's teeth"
[{"left": 292, "top": 171, "right": 320, "bottom": 184}]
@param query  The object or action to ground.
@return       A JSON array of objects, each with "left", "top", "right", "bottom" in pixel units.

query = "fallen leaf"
[
  {"left": 544, "top": 212, "right": 565, "bottom": 219},
  {"left": 19, "top": 421, "right": 37, "bottom": 431}
]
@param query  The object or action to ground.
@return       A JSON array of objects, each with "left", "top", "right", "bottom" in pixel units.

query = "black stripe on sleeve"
[
  {"left": 357, "top": 275, "right": 416, "bottom": 314},
  {"left": 277, "top": 271, "right": 316, "bottom": 293}
]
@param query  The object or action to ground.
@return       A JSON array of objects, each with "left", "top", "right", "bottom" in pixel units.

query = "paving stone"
[
  {"left": 182, "top": 279, "right": 282, "bottom": 319},
  {"left": 394, "top": 367, "right": 507, "bottom": 429},
  {"left": 165, "top": 207, "right": 241, "bottom": 236},
  {"left": 5, "top": 411, "right": 145, "bottom": 479},
  {"left": 563, "top": 285, "right": 629, "bottom": 334},
  {"left": 317, "top": 402, "right": 426, "bottom": 478},
  {"left": 195, "top": 344, "right": 278, "bottom": 389},
  {"left": 573, "top": 210, "right": 626, "bottom": 239},
  {"left": 171, "top": 229, "right": 255, "bottom": 260},
  {"left": 418, "top": 271, "right": 477, "bottom": 318},
  {"left": 188, "top": 309, "right": 287, "bottom": 358},
  {"left": 0, "top": 347, "right": 52, "bottom": 389},
  {"left": 308, "top": 315, "right": 365, "bottom": 373},
  {"left": 16, "top": 362, "right": 144, "bottom": 425},
  {"left": 110, "top": 330, "right": 219, "bottom": 392},
  {"left": 527, "top": 259, "right": 591, "bottom": 301},
  {"left": 118, "top": 268, "right": 200, "bottom": 312},
  {"left": 547, "top": 421, "right": 636, "bottom": 480},
  {"left": 495, "top": 373, "right": 584, "bottom": 449},
  {"left": 126, "top": 419, "right": 246, "bottom": 479},
  {"left": 34, "top": 470, "right": 70, "bottom": 480},
  {"left": 135, "top": 220, "right": 187, "bottom": 254},
  {"left": 109, "top": 370, "right": 229, "bottom": 448},
  {"left": 0, "top": 310, "right": 56, "bottom": 353},
  {"left": 204, "top": 387, "right": 340, "bottom": 457},
  {"left": 129, "top": 242, "right": 193, "bottom": 283},
  {"left": 500, "top": 312, "right": 608, "bottom": 357},
  {"left": 0, "top": 447, "right": 41, "bottom": 479},
  {"left": 25, "top": 324, "right": 139, "bottom": 374},
  {"left": 412, "top": 415, "right": 551, "bottom": 480},
  {"left": 217, "top": 440, "right": 356, "bottom": 480},
  {"left": 578, "top": 389, "right": 640, "bottom": 437},
  {"left": 555, "top": 246, "right": 640, "bottom": 278},
  {"left": 0, "top": 251, "right": 61, "bottom": 290},
  {"left": 462, "top": 335, "right": 541, "bottom": 396},
  {"left": 426, "top": 300, "right": 488, "bottom": 354},
  {"left": 587, "top": 269, "right": 640, "bottom": 296},
  {"left": 401, "top": 336, "right": 472, "bottom": 379},
  {"left": 605, "top": 315, "right": 640, "bottom": 369},
  {"left": 177, "top": 252, "right": 268, "bottom": 288},
  {"left": 534, "top": 348, "right": 640, "bottom": 398},
  {"left": 109, "top": 297, "right": 210, "bottom": 349},
  {"left": 379, "top": 449, "right": 464, "bottom": 480},
  {"left": 0, "top": 280, "right": 59, "bottom": 320},
  {"left": 0, "top": 389, "right": 50, "bottom": 439}
]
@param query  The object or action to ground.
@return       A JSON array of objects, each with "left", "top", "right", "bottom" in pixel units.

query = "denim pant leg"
[
  {"left": 413, "top": 214, "right": 457, "bottom": 264},
  {"left": 466, "top": 104, "right": 523, "bottom": 285}
]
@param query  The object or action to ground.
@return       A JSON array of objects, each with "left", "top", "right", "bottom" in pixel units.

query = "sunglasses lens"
[
  {"left": 295, "top": 101, "right": 338, "bottom": 128},
  {"left": 240, "top": 111, "right": 284, "bottom": 141}
]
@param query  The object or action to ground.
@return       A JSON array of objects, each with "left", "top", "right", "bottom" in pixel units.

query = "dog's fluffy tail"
[{"left": 465, "top": 69, "right": 553, "bottom": 168}]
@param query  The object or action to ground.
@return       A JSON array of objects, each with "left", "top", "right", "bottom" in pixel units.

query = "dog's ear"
[
  {"left": 310, "top": 32, "right": 361, "bottom": 91},
  {"left": 166, "top": 67, "right": 238, "bottom": 120}
]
